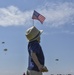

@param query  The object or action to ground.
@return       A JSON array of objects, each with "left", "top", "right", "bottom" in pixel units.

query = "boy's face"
[{"left": 37, "top": 36, "right": 40, "bottom": 43}]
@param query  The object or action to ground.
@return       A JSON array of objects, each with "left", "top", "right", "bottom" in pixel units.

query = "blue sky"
[{"left": 0, "top": 0, "right": 74, "bottom": 75}]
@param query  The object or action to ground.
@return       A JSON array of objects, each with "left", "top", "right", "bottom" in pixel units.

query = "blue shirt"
[{"left": 28, "top": 40, "right": 45, "bottom": 71}]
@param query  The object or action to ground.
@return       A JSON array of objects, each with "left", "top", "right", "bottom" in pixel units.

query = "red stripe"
[{"left": 38, "top": 15, "right": 45, "bottom": 23}]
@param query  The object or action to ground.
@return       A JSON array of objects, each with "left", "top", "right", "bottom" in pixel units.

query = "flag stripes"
[{"left": 32, "top": 10, "right": 45, "bottom": 24}]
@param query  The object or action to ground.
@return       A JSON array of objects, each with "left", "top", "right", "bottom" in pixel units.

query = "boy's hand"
[
  {"left": 38, "top": 65, "right": 48, "bottom": 72},
  {"left": 41, "top": 66, "right": 48, "bottom": 72}
]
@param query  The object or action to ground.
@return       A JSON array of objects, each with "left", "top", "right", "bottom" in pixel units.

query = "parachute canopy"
[
  {"left": 55, "top": 59, "right": 59, "bottom": 61},
  {"left": 2, "top": 42, "right": 5, "bottom": 44},
  {"left": 4, "top": 48, "right": 7, "bottom": 51}
]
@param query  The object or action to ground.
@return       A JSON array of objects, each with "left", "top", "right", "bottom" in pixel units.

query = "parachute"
[
  {"left": 1, "top": 41, "right": 8, "bottom": 55},
  {"left": 4, "top": 48, "right": 8, "bottom": 55},
  {"left": 2, "top": 42, "right": 5, "bottom": 44},
  {"left": 4, "top": 48, "right": 7, "bottom": 51},
  {"left": 55, "top": 59, "right": 59, "bottom": 61}
]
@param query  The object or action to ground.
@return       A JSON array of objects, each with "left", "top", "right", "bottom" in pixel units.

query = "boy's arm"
[{"left": 31, "top": 52, "right": 43, "bottom": 71}]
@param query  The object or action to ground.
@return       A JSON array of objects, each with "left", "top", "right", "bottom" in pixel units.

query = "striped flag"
[{"left": 32, "top": 10, "right": 45, "bottom": 24}]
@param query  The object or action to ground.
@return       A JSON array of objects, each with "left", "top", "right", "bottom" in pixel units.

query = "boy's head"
[{"left": 25, "top": 26, "right": 43, "bottom": 42}]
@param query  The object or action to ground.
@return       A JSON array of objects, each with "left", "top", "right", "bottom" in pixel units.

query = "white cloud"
[
  {"left": 0, "top": 6, "right": 32, "bottom": 26},
  {"left": 39, "top": 2, "right": 74, "bottom": 27},
  {"left": 0, "top": 2, "right": 74, "bottom": 27}
]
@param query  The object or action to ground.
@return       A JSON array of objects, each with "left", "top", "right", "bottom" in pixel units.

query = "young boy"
[{"left": 25, "top": 26, "right": 48, "bottom": 75}]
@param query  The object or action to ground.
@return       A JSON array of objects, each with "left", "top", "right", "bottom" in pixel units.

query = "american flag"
[{"left": 32, "top": 10, "right": 45, "bottom": 24}]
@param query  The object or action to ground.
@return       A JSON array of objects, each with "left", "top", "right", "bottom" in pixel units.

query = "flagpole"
[{"left": 33, "top": 19, "right": 34, "bottom": 26}]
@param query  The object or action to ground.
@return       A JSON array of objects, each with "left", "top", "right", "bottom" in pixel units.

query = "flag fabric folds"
[{"left": 32, "top": 10, "right": 45, "bottom": 24}]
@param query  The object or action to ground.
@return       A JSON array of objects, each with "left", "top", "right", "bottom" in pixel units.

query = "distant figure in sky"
[
  {"left": 25, "top": 26, "right": 48, "bottom": 75},
  {"left": 2, "top": 42, "right": 5, "bottom": 44},
  {"left": 4, "top": 48, "right": 8, "bottom": 55}
]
